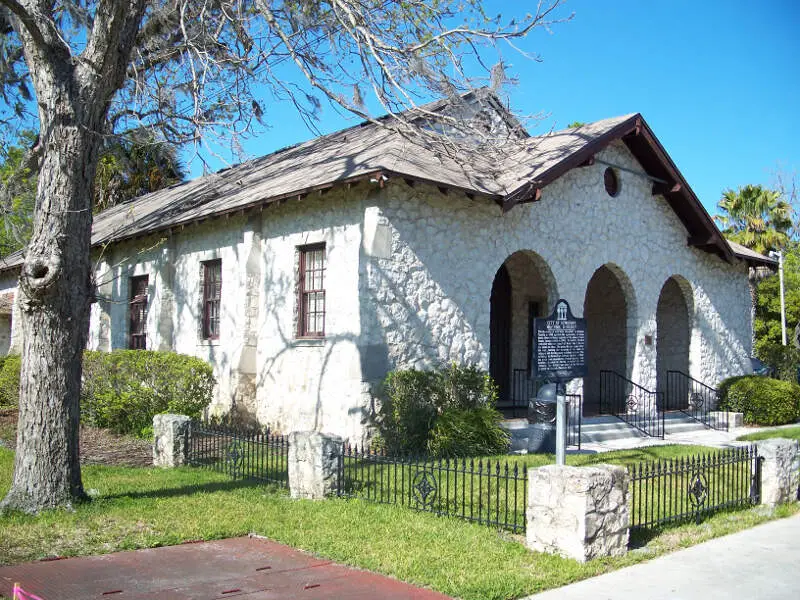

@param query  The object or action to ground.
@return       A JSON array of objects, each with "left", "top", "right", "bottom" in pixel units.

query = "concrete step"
[{"left": 501, "top": 411, "right": 716, "bottom": 449}]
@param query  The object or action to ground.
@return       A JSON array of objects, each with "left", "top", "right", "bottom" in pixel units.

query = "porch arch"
[
  {"left": 656, "top": 275, "right": 694, "bottom": 410},
  {"left": 583, "top": 263, "right": 636, "bottom": 416},
  {"left": 489, "top": 250, "right": 557, "bottom": 416}
]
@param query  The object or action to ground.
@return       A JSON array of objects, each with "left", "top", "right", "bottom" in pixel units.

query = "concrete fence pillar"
[
  {"left": 153, "top": 414, "right": 191, "bottom": 467},
  {"left": 526, "top": 464, "right": 629, "bottom": 562},
  {"left": 288, "top": 431, "right": 343, "bottom": 500},
  {"left": 757, "top": 438, "right": 800, "bottom": 507}
]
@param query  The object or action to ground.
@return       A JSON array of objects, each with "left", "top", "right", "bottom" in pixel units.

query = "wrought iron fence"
[
  {"left": 186, "top": 420, "right": 290, "bottom": 487},
  {"left": 628, "top": 446, "right": 760, "bottom": 533},
  {"left": 336, "top": 445, "right": 528, "bottom": 534},
  {"left": 499, "top": 369, "right": 540, "bottom": 418},
  {"left": 665, "top": 370, "right": 728, "bottom": 431},
  {"left": 600, "top": 370, "right": 665, "bottom": 438}
]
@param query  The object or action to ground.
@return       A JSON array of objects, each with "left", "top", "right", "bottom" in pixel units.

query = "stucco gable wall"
[{"left": 364, "top": 140, "right": 752, "bottom": 397}]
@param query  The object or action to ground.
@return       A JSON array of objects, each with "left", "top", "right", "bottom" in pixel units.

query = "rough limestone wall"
[
  {"left": 255, "top": 186, "right": 371, "bottom": 443},
  {"left": 363, "top": 140, "right": 752, "bottom": 401},
  {"left": 0, "top": 273, "right": 20, "bottom": 354},
  {"left": 81, "top": 188, "right": 373, "bottom": 442}
]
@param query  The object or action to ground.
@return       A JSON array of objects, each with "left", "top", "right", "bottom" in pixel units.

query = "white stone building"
[{"left": 0, "top": 91, "right": 773, "bottom": 443}]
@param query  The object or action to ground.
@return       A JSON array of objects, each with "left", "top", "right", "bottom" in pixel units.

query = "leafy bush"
[
  {"left": 431, "top": 363, "right": 498, "bottom": 411},
  {"left": 81, "top": 350, "right": 214, "bottom": 436},
  {"left": 374, "top": 369, "right": 438, "bottom": 454},
  {"left": 374, "top": 363, "right": 507, "bottom": 457},
  {"left": 718, "top": 375, "right": 800, "bottom": 426},
  {"left": 427, "top": 407, "right": 509, "bottom": 457},
  {"left": 756, "top": 343, "right": 800, "bottom": 382},
  {"left": 0, "top": 354, "right": 20, "bottom": 407}
]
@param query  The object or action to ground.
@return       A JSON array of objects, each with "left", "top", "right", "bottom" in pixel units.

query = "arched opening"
[
  {"left": 583, "top": 264, "right": 632, "bottom": 416},
  {"left": 656, "top": 276, "right": 693, "bottom": 410},
  {"left": 489, "top": 251, "right": 557, "bottom": 417}
]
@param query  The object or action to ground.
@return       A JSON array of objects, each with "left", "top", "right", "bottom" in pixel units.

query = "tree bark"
[
  {"left": 0, "top": 121, "right": 98, "bottom": 512},
  {"left": 0, "top": 0, "right": 147, "bottom": 513}
]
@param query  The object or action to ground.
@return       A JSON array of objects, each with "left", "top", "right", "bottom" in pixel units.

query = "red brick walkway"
[{"left": 0, "top": 536, "right": 451, "bottom": 599}]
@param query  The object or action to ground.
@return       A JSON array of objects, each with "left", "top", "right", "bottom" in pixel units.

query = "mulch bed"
[{"left": 0, "top": 408, "right": 152, "bottom": 468}]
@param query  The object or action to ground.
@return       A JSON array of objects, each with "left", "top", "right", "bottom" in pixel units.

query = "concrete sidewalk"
[{"left": 523, "top": 512, "right": 800, "bottom": 600}]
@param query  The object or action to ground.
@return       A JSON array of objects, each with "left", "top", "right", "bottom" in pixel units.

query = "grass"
[
  {"left": 2, "top": 443, "right": 797, "bottom": 600},
  {"left": 737, "top": 425, "right": 800, "bottom": 442}
]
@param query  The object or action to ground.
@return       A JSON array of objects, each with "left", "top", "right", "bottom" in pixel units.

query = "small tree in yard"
[{"left": 0, "top": 1, "right": 570, "bottom": 513}]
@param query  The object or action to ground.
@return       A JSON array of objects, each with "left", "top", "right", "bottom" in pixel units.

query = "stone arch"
[
  {"left": 583, "top": 263, "right": 637, "bottom": 416},
  {"left": 489, "top": 250, "right": 558, "bottom": 416},
  {"left": 656, "top": 275, "right": 694, "bottom": 410}
]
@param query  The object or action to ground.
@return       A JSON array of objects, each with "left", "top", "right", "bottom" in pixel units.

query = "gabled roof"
[{"left": 0, "top": 90, "right": 773, "bottom": 272}]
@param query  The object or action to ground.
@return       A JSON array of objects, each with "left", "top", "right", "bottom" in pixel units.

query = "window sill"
[
  {"left": 198, "top": 338, "right": 221, "bottom": 347},
  {"left": 293, "top": 337, "right": 326, "bottom": 347}
]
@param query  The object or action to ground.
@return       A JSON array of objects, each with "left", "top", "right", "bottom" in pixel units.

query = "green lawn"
[
  {"left": 737, "top": 426, "right": 800, "bottom": 442},
  {"left": 2, "top": 444, "right": 797, "bottom": 600}
]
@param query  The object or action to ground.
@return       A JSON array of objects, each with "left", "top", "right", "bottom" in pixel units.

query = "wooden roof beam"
[
  {"left": 688, "top": 234, "right": 715, "bottom": 247},
  {"left": 652, "top": 181, "right": 682, "bottom": 196}
]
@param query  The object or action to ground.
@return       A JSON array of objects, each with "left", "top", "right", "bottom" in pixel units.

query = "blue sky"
[{"left": 191, "top": 0, "right": 800, "bottom": 217}]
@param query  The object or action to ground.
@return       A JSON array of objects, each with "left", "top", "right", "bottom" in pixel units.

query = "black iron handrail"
[
  {"left": 599, "top": 370, "right": 665, "bottom": 438},
  {"left": 666, "top": 370, "right": 728, "bottom": 431}
]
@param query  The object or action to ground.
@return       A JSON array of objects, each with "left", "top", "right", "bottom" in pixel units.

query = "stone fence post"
[
  {"left": 288, "top": 431, "right": 343, "bottom": 500},
  {"left": 757, "top": 438, "right": 800, "bottom": 507},
  {"left": 153, "top": 414, "right": 191, "bottom": 467},
  {"left": 526, "top": 464, "right": 629, "bottom": 562}
]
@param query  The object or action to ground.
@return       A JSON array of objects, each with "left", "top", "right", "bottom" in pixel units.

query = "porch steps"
[{"left": 502, "top": 412, "right": 710, "bottom": 451}]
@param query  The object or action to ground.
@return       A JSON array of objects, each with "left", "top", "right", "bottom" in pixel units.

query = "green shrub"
[
  {"left": 756, "top": 343, "right": 800, "bottom": 382},
  {"left": 374, "top": 363, "right": 507, "bottom": 457},
  {"left": 718, "top": 375, "right": 800, "bottom": 426},
  {"left": 0, "top": 354, "right": 20, "bottom": 407},
  {"left": 431, "top": 363, "right": 498, "bottom": 411},
  {"left": 427, "top": 407, "right": 509, "bottom": 457},
  {"left": 81, "top": 350, "right": 215, "bottom": 437},
  {"left": 374, "top": 369, "right": 438, "bottom": 454}
]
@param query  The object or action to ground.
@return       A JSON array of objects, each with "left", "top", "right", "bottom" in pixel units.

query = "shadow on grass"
[{"left": 101, "top": 477, "right": 286, "bottom": 501}]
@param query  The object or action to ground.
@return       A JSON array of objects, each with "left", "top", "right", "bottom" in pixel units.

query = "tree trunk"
[
  {"left": 0, "top": 120, "right": 98, "bottom": 512},
  {"left": 0, "top": 0, "right": 147, "bottom": 514}
]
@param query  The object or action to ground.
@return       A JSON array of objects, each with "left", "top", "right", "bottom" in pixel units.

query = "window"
[
  {"left": 129, "top": 275, "right": 148, "bottom": 349},
  {"left": 202, "top": 259, "right": 222, "bottom": 340},
  {"left": 298, "top": 244, "right": 326, "bottom": 337}
]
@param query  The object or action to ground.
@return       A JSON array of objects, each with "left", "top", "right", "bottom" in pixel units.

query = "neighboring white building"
[{"left": 0, "top": 91, "right": 773, "bottom": 443}]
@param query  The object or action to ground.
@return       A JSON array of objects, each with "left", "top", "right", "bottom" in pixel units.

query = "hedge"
[
  {"left": 0, "top": 350, "right": 214, "bottom": 436},
  {"left": 718, "top": 375, "right": 800, "bottom": 426},
  {"left": 82, "top": 350, "right": 215, "bottom": 436},
  {"left": 0, "top": 354, "right": 20, "bottom": 407}
]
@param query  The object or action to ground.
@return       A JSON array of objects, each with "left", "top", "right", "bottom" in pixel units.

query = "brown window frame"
[
  {"left": 297, "top": 243, "right": 326, "bottom": 338},
  {"left": 202, "top": 259, "right": 222, "bottom": 340},
  {"left": 128, "top": 274, "right": 149, "bottom": 350}
]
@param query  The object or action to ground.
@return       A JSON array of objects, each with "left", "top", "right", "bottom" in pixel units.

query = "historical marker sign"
[{"left": 534, "top": 299, "right": 587, "bottom": 381}]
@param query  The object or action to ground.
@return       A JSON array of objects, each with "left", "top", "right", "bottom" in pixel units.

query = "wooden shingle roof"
[{"left": 0, "top": 91, "right": 773, "bottom": 271}]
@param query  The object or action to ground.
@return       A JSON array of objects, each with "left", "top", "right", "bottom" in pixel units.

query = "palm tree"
[
  {"left": 715, "top": 184, "right": 793, "bottom": 350},
  {"left": 714, "top": 184, "right": 792, "bottom": 254}
]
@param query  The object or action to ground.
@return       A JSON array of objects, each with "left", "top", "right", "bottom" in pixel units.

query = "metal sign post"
[
  {"left": 533, "top": 299, "right": 588, "bottom": 466},
  {"left": 555, "top": 384, "right": 566, "bottom": 466}
]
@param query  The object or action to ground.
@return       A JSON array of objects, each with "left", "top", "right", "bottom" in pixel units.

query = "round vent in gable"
[{"left": 604, "top": 167, "right": 620, "bottom": 197}]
